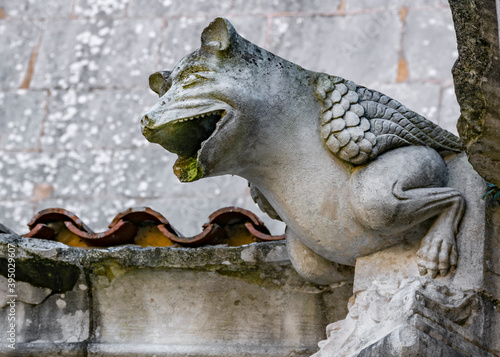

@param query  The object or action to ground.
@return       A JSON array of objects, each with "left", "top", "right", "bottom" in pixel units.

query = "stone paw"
[{"left": 416, "top": 230, "right": 457, "bottom": 278}]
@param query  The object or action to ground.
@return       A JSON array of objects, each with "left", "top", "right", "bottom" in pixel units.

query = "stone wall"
[{"left": 0, "top": 0, "right": 459, "bottom": 236}]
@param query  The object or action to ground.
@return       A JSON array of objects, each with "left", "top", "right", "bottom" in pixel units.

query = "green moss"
[
  {"left": 90, "top": 259, "right": 128, "bottom": 281},
  {"left": 173, "top": 156, "right": 204, "bottom": 182},
  {"left": 483, "top": 183, "right": 500, "bottom": 201},
  {"left": 0, "top": 256, "right": 80, "bottom": 293}
]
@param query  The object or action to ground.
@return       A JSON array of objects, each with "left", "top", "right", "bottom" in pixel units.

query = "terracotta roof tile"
[{"left": 18, "top": 206, "right": 285, "bottom": 248}]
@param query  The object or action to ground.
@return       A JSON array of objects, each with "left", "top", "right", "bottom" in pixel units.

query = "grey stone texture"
[
  {"left": 31, "top": 18, "right": 163, "bottom": 90},
  {"left": 231, "top": 0, "right": 342, "bottom": 14},
  {"left": 0, "top": 235, "right": 353, "bottom": 356},
  {"left": 0, "top": 20, "right": 42, "bottom": 89},
  {"left": 403, "top": 7, "right": 458, "bottom": 82},
  {"left": 354, "top": 317, "right": 490, "bottom": 357},
  {"left": 0, "top": 0, "right": 73, "bottom": 18},
  {"left": 0, "top": 150, "right": 111, "bottom": 200},
  {"left": 128, "top": 0, "right": 233, "bottom": 17},
  {"left": 158, "top": 15, "right": 268, "bottom": 70},
  {"left": 0, "top": 90, "right": 47, "bottom": 150},
  {"left": 42, "top": 89, "right": 155, "bottom": 150},
  {"left": 449, "top": 0, "right": 500, "bottom": 187},
  {"left": 0, "top": 0, "right": 460, "bottom": 240},
  {"left": 439, "top": 85, "right": 462, "bottom": 135},
  {"left": 268, "top": 13, "right": 402, "bottom": 84}
]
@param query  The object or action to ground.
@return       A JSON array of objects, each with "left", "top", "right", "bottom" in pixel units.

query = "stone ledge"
[
  {"left": 0, "top": 234, "right": 353, "bottom": 357},
  {"left": 0, "top": 342, "right": 85, "bottom": 357},
  {"left": 1, "top": 234, "right": 289, "bottom": 265}
]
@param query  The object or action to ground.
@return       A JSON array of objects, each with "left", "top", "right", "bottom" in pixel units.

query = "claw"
[
  {"left": 418, "top": 266, "right": 427, "bottom": 276},
  {"left": 417, "top": 224, "right": 458, "bottom": 279},
  {"left": 450, "top": 248, "right": 458, "bottom": 266}
]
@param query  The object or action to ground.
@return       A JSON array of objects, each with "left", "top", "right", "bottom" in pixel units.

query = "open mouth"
[
  {"left": 144, "top": 109, "right": 226, "bottom": 182},
  {"left": 166, "top": 110, "right": 225, "bottom": 158}
]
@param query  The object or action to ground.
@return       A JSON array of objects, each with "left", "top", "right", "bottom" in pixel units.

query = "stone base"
[
  {"left": 356, "top": 314, "right": 491, "bottom": 357},
  {"left": 314, "top": 273, "right": 495, "bottom": 357}
]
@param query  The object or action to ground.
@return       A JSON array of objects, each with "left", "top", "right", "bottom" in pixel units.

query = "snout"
[
  {"left": 140, "top": 113, "right": 158, "bottom": 141},
  {"left": 141, "top": 113, "right": 153, "bottom": 130}
]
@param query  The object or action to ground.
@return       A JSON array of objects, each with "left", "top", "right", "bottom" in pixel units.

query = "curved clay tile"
[{"left": 23, "top": 206, "right": 285, "bottom": 248}]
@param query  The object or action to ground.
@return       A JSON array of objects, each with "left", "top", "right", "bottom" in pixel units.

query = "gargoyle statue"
[{"left": 141, "top": 18, "right": 465, "bottom": 284}]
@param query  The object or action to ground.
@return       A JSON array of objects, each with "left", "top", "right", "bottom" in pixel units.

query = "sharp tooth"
[{"left": 175, "top": 111, "right": 224, "bottom": 123}]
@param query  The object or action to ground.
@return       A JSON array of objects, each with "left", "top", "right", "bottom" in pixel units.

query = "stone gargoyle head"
[{"left": 141, "top": 18, "right": 318, "bottom": 183}]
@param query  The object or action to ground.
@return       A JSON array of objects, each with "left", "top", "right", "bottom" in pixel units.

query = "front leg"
[
  {"left": 413, "top": 189, "right": 464, "bottom": 278},
  {"left": 286, "top": 227, "right": 354, "bottom": 285}
]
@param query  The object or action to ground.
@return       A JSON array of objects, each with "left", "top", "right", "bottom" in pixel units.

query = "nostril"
[{"left": 141, "top": 114, "right": 150, "bottom": 127}]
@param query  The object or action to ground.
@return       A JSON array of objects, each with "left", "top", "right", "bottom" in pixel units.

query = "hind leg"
[
  {"left": 350, "top": 146, "right": 465, "bottom": 278},
  {"left": 393, "top": 186, "right": 464, "bottom": 277}
]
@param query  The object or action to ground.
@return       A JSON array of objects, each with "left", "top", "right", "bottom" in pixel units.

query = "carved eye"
[
  {"left": 182, "top": 74, "right": 199, "bottom": 87},
  {"left": 182, "top": 73, "right": 208, "bottom": 88},
  {"left": 180, "top": 71, "right": 216, "bottom": 88}
]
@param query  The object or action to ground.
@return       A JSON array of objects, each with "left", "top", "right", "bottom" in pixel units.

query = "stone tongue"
[{"left": 173, "top": 155, "right": 204, "bottom": 182}]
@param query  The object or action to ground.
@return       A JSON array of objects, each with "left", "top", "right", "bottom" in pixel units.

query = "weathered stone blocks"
[
  {"left": 31, "top": 19, "right": 162, "bottom": 90},
  {"left": 0, "top": 236, "right": 352, "bottom": 356},
  {"left": 404, "top": 8, "right": 457, "bottom": 82},
  {"left": 0, "top": 90, "right": 46, "bottom": 150},
  {"left": 268, "top": 14, "right": 401, "bottom": 84}
]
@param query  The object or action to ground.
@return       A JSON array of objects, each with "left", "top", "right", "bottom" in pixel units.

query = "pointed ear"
[
  {"left": 201, "top": 17, "right": 236, "bottom": 52},
  {"left": 149, "top": 70, "right": 171, "bottom": 97}
]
